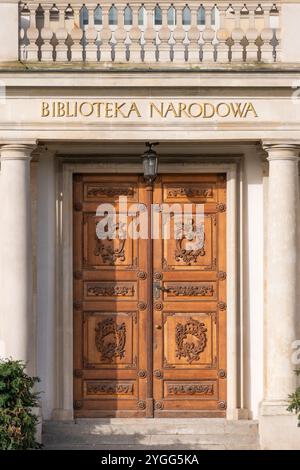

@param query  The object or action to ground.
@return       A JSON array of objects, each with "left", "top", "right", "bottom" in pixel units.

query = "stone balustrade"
[{"left": 18, "top": 1, "right": 280, "bottom": 65}]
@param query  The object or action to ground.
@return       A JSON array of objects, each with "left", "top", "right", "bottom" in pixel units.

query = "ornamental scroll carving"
[
  {"left": 86, "top": 381, "right": 133, "bottom": 395},
  {"left": 87, "top": 284, "right": 134, "bottom": 297},
  {"left": 167, "top": 285, "right": 213, "bottom": 297},
  {"left": 95, "top": 221, "right": 126, "bottom": 265},
  {"left": 167, "top": 383, "right": 214, "bottom": 395},
  {"left": 167, "top": 187, "right": 213, "bottom": 198},
  {"left": 175, "top": 318, "right": 207, "bottom": 364},
  {"left": 95, "top": 318, "right": 126, "bottom": 362},
  {"left": 87, "top": 186, "right": 135, "bottom": 198},
  {"left": 174, "top": 220, "right": 205, "bottom": 265}
]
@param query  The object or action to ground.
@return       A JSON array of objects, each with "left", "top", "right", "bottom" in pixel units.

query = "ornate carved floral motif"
[
  {"left": 174, "top": 220, "right": 205, "bottom": 265},
  {"left": 167, "top": 285, "right": 214, "bottom": 297},
  {"left": 86, "top": 381, "right": 133, "bottom": 395},
  {"left": 167, "top": 187, "right": 213, "bottom": 198},
  {"left": 87, "top": 186, "right": 135, "bottom": 198},
  {"left": 94, "top": 221, "right": 126, "bottom": 265},
  {"left": 95, "top": 318, "right": 126, "bottom": 362},
  {"left": 167, "top": 383, "right": 214, "bottom": 395},
  {"left": 87, "top": 284, "right": 134, "bottom": 297},
  {"left": 175, "top": 318, "right": 207, "bottom": 364}
]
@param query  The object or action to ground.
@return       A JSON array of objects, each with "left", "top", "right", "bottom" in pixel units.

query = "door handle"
[
  {"left": 153, "top": 282, "right": 170, "bottom": 299},
  {"left": 158, "top": 286, "right": 171, "bottom": 292}
]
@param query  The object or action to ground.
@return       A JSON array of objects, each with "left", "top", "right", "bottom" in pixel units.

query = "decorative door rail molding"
[{"left": 19, "top": 1, "right": 281, "bottom": 65}]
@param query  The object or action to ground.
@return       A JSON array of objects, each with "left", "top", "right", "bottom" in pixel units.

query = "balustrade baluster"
[
  {"left": 172, "top": 5, "right": 186, "bottom": 63},
  {"left": 231, "top": 6, "right": 243, "bottom": 62},
  {"left": 216, "top": 5, "right": 230, "bottom": 62},
  {"left": 40, "top": 6, "right": 54, "bottom": 62},
  {"left": 70, "top": 6, "right": 84, "bottom": 61},
  {"left": 100, "top": 5, "right": 113, "bottom": 62},
  {"left": 260, "top": 6, "right": 274, "bottom": 63},
  {"left": 144, "top": 5, "right": 156, "bottom": 63},
  {"left": 187, "top": 6, "right": 200, "bottom": 63},
  {"left": 245, "top": 5, "right": 259, "bottom": 61},
  {"left": 55, "top": 5, "right": 68, "bottom": 62},
  {"left": 26, "top": 5, "right": 39, "bottom": 61},
  {"left": 85, "top": 5, "right": 98, "bottom": 61},
  {"left": 129, "top": 5, "right": 142, "bottom": 62},
  {"left": 158, "top": 6, "right": 171, "bottom": 62},
  {"left": 202, "top": 6, "right": 215, "bottom": 62},
  {"left": 114, "top": 4, "right": 127, "bottom": 62}
]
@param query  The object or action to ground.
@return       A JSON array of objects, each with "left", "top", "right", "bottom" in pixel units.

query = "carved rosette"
[
  {"left": 138, "top": 369, "right": 147, "bottom": 378},
  {"left": 95, "top": 317, "right": 126, "bottom": 362},
  {"left": 153, "top": 272, "right": 163, "bottom": 281},
  {"left": 175, "top": 318, "right": 207, "bottom": 364},
  {"left": 217, "top": 271, "right": 227, "bottom": 280},
  {"left": 137, "top": 400, "right": 146, "bottom": 410},
  {"left": 74, "top": 369, "right": 83, "bottom": 378},
  {"left": 218, "top": 401, "right": 227, "bottom": 410},
  {"left": 138, "top": 301, "right": 147, "bottom": 310},
  {"left": 218, "top": 369, "right": 227, "bottom": 379},
  {"left": 154, "top": 401, "right": 164, "bottom": 410},
  {"left": 137, "top": 271, "right": 147, "bottom": 280},
  {"left": 153, "top": 369, "right": 163, "bottom": 379},
  {"left": 217, "top": 301, "right": 227, "bottom": 311},
  {"left": 216, "top": 203, "right": 226, "bottom": 212},
  {"left": 154, "top": 302, "right": 164, "bottom": 311}
]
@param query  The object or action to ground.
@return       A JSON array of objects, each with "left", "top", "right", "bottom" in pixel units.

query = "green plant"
[
  {"left": 287, "top": 369, "right": 300, "bottom": 427},
  {"left": 0, "top": 358, "right": 41, "bottom": 449}
]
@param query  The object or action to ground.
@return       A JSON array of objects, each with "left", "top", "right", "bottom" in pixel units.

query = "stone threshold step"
[
  {"left": 43, "top": 419, "right": 258, "bottom": 436},
  {"left": 44, "top": 444, "right": 259, "bottom": 451},
  {"left": 42, "top": 432, "right": 258, "bottom": 446}
]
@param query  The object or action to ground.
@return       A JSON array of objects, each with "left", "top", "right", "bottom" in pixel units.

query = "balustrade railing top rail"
[{"left": 19, "top": 2, "right": 281, "bottom": 65}]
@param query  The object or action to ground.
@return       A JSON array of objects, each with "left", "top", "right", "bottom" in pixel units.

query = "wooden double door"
[{"left": 73, "top": 173, "right": 227, "bottom": 417}]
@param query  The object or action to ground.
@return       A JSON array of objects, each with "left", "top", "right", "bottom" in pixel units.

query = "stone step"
[
  {"left": 42, "top": 419, "right": 259, "bottom": 450},
  {"left": 44, "top": 418, "right": 258, "bottom": 435},
  {"left": 43, "top": 443, "right": 259, "bottom": 451}
]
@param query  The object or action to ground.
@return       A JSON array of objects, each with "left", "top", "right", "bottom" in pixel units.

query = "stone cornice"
[{"left": 1, "top": 70, "right": 300, "bottom": 89}]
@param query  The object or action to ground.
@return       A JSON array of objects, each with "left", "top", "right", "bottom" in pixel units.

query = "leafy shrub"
[
  {"left": 0, "top": 358, "right": 41, "bottom": 449},
  {"left": 287, "top": 369, "right": 300, "bottom": 427}
]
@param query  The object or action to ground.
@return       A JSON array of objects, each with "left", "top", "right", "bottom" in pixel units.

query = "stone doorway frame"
[{"left": 53, "top": 157, "right": 242, "bottom": 420}]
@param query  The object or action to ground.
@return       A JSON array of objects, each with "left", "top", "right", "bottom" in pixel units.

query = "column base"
[
  {"left": 259, "top": 400, "right": 300, "bottom": 449},
  {"left": 51, "top": 408, "right": 74, "bottom": 421},
  {"left": 227, "top": 408, "right": 249, "bottom": 420}
]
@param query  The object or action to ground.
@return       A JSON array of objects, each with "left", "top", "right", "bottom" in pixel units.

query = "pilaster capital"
[
  {"left": 0, "top": 143, "right": 37, "bottom": 161},
  {"left": 262, "top": 141, "right": 300, "bottom": 162}
]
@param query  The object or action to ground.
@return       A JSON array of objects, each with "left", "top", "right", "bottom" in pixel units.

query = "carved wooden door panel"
[
  {"left": 152, "top": 174, "right": 227, "bottom": 417},
  {"left": 73, "top": 173, "right": 226, "bottom": 417},
  {"left": 73, "top": 174, "right": 148, "bottom": 417}
]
